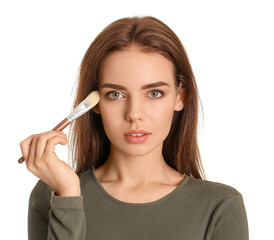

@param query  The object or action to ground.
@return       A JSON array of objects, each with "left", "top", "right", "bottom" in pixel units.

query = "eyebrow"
[{"left": 101, "top": 81, "right": 170, "bottom": 90}]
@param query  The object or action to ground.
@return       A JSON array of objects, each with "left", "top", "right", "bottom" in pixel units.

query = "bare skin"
[
  {"left": 93, "top": 46, "right": 186, "bottom": 203},
  {"left": 20, "top": 46, "right": 185, "bottom": 201},
  {"left": 20, "top": 131, "right": 80, "bottom": 197},
  {"left": 95, "top": 163, "right": 185, "bottom": 203}
]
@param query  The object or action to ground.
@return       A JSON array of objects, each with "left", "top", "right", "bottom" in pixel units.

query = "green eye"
[
  {"left": 149, "top": 90, "right": 164, "bottom": 99},
  {"left": 105, "top": 90, "right": 164, "bottom": 100},
  {"left": 106, "top": 91, "right": 123, "bottom": 99}
]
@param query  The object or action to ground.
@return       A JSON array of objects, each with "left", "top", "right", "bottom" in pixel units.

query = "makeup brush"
[{"left": 18, "top": 91, "right": 100, "bottom": 164}]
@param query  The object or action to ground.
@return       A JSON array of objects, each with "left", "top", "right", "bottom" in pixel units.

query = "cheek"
[
  {"left": 99, "top": 101, "right": 123, "bottom": 118},
  {"left": 149, "top": 102, "right": 175, "bottom": 136},
  {"left": 98, "top": 98, "right": 175, "bottom": 131},
  {"left": 152, "top": 99, "right": 175, "bottom": 118},
  {"left": 98, "top": 102, "right": 122, "bottom": 136}
]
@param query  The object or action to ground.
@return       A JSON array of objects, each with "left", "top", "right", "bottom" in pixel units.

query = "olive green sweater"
[{"left": 28, "top": 167, "right": 249, "bottom": 239}]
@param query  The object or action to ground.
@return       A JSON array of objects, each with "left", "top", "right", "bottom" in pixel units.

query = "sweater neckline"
[{"left": 90, "top": 167, "right": 190, "bottom": 207}]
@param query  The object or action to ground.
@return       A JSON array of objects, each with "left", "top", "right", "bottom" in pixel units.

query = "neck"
[{"left": 97, "top": 144, "right": 172, "bottom": 187}]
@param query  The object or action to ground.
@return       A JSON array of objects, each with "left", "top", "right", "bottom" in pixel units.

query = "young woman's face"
[{"left": 96, "top": 47, "right": 183, "bottom": 157}]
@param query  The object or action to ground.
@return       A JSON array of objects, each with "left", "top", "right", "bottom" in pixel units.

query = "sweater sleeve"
[
  {"left": 206, "top": 192, "right": 249, "bottom": 240},
  {"left": 28, "top": 180, "right": 86, "bottom": 240}
]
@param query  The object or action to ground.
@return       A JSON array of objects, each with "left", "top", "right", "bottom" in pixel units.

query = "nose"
[{"left": 125, "top": 96, "right": 144, "bottom": 122}]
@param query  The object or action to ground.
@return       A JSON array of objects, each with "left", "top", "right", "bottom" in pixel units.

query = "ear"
[
  {"left": 92, "top": 104, "right": 101, "bottom": 114},
  {"left": 174, "top": 82, "right": 185, "bottom": 112}
]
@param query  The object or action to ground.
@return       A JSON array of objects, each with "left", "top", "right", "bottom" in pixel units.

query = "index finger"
[{"left": 20, "top": 134, "right": 35, "bottom": 161}]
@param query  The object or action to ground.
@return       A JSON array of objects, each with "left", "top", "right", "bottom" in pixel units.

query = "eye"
[
  {"left": 148, "top": 90, "right": 164, "bottom": 99},
  {"left": 105, "top": 91, "right": 123, "bottom": 100},
  {"left": 105, "top": 90, "right": 164, "bottom": 100}
]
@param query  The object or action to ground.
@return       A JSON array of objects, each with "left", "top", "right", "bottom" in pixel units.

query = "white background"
[{"left": 1, "top": 0, "right": 273, "bottom": 239}]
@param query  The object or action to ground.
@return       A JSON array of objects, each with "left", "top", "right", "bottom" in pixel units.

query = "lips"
[
  {"left": 124, "top": 129, "right": 151, "bottom": 136},
  {"left": 124, "top": 130, "right": 151, "bottom": 143}
]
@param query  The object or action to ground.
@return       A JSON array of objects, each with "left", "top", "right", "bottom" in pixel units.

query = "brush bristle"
[{"left": 85, "top": 91, "right": 100, "bottom": 107}]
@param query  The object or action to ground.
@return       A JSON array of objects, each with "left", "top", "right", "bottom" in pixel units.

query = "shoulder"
[
  {"left": 29, "top": 180, "right": 53, "bottom": 220},
  {"left": 30, "top": 169, "right": 93, "bottom": 197},
  {"left": 29, "top": 180, "right": 52, "bottom": 202},
  {"left": 181, "top": 176, "right": 247, "bottom": 229},
  {"left": 78, "top": 169, "right": 93, "bottom": 187},
  {"left": 30, "top": 169, "right": 93, "bottom": 198},
  {"left": 184, "top": 176, "right": 243, "bottom": 207},
  {"left": 78, "top": 169, "right": 93, "bottom": 182},
  {"left": 188, "top": 178, "right": 250, "bottom": 239},
  {"left": 28, "top": 171, "right": 92, "bottom": 215},
  {"left": 188, "top": 176, "right": 240, "bottom": 194}
]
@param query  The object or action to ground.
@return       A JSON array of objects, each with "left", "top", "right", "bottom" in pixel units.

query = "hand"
[{"left": 20, "top": 131, "right": 81, "bottom": 197}]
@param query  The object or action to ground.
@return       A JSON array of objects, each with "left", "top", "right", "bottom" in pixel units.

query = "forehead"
[{"left": 98, "top": 48, "right": 176, "bottom": 87}]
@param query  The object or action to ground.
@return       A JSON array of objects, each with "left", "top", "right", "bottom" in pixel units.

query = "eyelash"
[{"left": 105, "top": 90, "right": 165, "bottom": 100}]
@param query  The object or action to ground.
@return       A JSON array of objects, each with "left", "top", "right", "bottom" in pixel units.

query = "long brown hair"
[{"left": 68, "top": 16, "right": 206, "bottom": 179}]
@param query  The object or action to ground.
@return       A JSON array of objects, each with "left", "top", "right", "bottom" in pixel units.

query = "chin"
[{"left": 115, "top": 142, "right": 162, "bottom": 157}]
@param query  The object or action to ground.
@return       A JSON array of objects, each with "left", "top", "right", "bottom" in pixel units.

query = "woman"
[{"left": 20, "top": 16, "right": 249, "bottom": 239}]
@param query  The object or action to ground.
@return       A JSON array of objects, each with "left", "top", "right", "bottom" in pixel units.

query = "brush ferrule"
[{"left": 66, "top": 100, "right": 92, "bottom": 122}]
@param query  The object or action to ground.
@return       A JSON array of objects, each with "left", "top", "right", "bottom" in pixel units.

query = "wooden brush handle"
[
  {"left": 52, "top": 118, "right": 71, "bottom": 132},
  {"left": 18, "top": 118, "right": 71, "bottom": 164}
]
